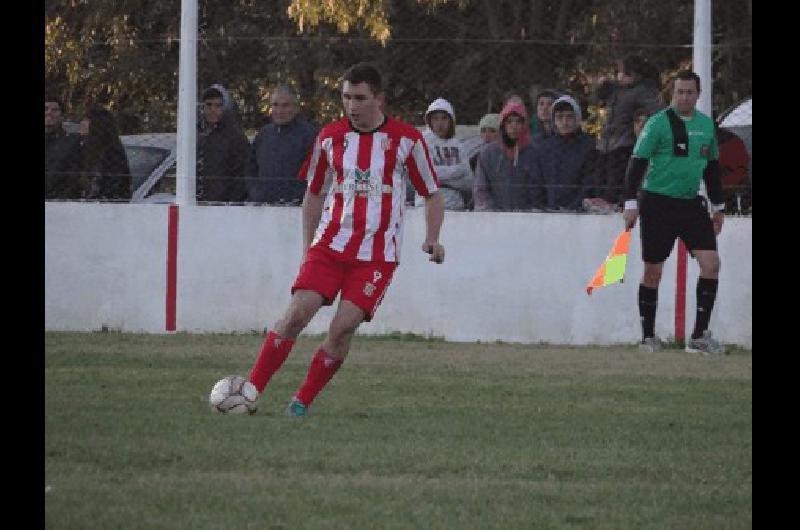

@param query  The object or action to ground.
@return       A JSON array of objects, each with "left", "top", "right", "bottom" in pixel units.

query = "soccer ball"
[{"left": 208, "top": 375, "right": 258, "bottom": 414}]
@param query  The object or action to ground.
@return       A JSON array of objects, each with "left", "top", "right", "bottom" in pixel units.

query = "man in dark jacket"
[
  {"left": 531, "top": 95, "right": 599, "bottom": 211},
  {"left": 45, "top": 96, "right": 82, "bottom": 199},
  {"left": 196, "top": 84, "right": 252, "bottom": 202},
  {"left": 248, "top": 86, "right": 318, "bottom": 205}
]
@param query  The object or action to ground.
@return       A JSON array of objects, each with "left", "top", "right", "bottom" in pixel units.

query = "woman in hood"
[{"left": 472, "top": 101, "right": 538, "bottom": 211}]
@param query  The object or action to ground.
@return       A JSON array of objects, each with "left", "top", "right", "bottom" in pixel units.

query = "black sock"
[
  {"left": 692, "top": 277, "right": 719, "bottom": 339},
  {"left": 638, "top": 284, "right": 658, "bottom": 341}
]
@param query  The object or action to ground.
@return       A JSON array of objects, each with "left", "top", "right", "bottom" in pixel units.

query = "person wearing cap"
[
  {"left": 478, "top": 113, "right": 500, "bottom": 144},
  {"left": 415, "top": 97, "right": 473, "bottom": 210},
  {"left": 468, "top": 112, "right": 500, "bottom": 174}
]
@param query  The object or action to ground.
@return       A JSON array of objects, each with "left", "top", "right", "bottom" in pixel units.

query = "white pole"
[
  {"left": 693, "top": 0, "right": 713, "bottom": 117},
  {"left": 175, "top": 0, "right": 197, "bottom": 205}
]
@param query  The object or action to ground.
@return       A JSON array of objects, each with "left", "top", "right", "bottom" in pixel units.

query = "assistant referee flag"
[{"left": 586, "top": 230, "right": 631, "bottom": 295}]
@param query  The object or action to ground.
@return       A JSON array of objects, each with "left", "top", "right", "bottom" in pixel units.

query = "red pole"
[
  {"left": 675, "top": 240, "right": 688, "bottom": 344},
  {"left": 166, "top": 204, "right": 179, "bottom": 332}
]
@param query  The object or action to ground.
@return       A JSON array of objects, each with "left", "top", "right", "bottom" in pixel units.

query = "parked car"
[
  {"left": 121, "top": 127, "right": 485, "bottom": 206},
  {"left": 122, "top": 133, "right": 177, "bottom": 203}
]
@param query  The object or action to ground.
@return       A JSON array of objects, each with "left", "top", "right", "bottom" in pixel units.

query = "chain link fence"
[{"left": 45, "top": 0, "right": 752, "bottom": 213}]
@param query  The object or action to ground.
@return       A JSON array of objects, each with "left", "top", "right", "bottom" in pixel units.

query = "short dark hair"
[
  {"left": 202, "top": 87, "right": 224, "bottom": 101},
  {"left": 552, "top": 100, "right": 574, "bottom": 114},
  {"left": 342, "top": 63, "right": 383, "bottom": 95},
  {"left": 673, "top": 70, "right": 701, "bottom": 92},
  {"left": 536, "top": 89, "right": 560, "bottom": 104}
]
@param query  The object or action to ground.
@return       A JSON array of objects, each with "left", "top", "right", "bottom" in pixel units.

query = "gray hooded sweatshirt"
[{"left": 416, "top": 98, "right": 473, "bottom": 210}]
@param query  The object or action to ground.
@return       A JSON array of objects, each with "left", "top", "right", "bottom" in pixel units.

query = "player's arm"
[
  {"left": 423, "top": 191, "right": 445, "bottom": 264},
  {"left": 297, "top": 133, "right": 329, "bottom": 252},
  {"left": 302, "top": 189, "right": 324, "bottom": 253},
  {"left": 406, "top": 136, "right": 445, "bottom": 263}
]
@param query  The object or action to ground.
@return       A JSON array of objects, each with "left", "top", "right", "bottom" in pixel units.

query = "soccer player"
[
  {"left": 622, "top": 70, "right": 725, "bottom": 355},
  {"left": 247, "top": 63, "right": 446, "bottom": 416}
]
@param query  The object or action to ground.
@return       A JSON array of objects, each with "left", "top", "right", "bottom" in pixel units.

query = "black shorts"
[{"left": 639, "top": 190, "right": 717, "bottom": 264}]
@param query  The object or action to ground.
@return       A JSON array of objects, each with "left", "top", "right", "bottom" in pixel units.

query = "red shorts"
[{"left": 291, "top": 246, "right": 397, "bottom": 321}]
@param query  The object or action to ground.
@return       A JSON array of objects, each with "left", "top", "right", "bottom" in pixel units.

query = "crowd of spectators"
[{"left": 45, "top": 54, "right": 751, "bottom": 213}]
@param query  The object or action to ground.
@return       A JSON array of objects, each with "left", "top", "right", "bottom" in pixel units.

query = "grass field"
[{"left": 45, "top": 332, "right": 752, "bottom": 529}]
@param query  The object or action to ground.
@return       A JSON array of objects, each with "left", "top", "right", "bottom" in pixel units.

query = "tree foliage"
[{"left": 45, "top": 0, "right": 752, "bottom": 133}]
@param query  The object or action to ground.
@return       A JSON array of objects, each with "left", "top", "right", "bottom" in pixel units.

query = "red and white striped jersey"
[{"left": 299, "top": 116, "right": 439, "bottom": 263}]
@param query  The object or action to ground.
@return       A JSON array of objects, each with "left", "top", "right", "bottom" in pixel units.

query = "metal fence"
[{"left": 44, "top": 0, "right": 752, "bottom": 213}]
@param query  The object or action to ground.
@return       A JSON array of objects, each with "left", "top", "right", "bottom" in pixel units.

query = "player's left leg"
[
  {"left": 287, "top": 259, "right": 397, "bottom": 416},
  {"left": 287, "top": 300, "right": 365, "bottom": 416}
]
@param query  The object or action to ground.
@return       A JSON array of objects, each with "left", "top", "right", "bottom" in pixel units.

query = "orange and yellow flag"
[{"left": 586, "top": 230, "right": 631, "bottom": 295}]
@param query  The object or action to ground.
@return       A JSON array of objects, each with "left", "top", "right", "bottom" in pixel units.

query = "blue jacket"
[
  {"left": 531, "top": 94, "right": 599, "bottom": 211},
  {"left": 248, "top": 116, "right": 318, "bottom": 205},
  {"left": 532, "top": 132, "right": 598, "bottom": 211}
]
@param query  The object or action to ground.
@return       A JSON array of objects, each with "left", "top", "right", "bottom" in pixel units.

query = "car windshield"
[{"left": 125, "top": 145, "right": 170, "bottom": 191}]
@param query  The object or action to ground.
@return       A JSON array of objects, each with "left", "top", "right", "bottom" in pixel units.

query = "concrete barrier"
[{"left": 45, "top": 202, "right": 752, "bottom": 347}]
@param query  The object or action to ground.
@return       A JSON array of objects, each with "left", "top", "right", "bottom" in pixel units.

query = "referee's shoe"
[{"left": 686, "top": 330, "right": 725, "bottom": 355}]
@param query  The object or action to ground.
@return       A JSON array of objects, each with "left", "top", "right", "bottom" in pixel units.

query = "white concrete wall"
[
  {"left": 45, "top": 203, "right": 169, "bottom": 332},
  {"left": 45, "top": 203, "right": 752, "bottom": 347}
]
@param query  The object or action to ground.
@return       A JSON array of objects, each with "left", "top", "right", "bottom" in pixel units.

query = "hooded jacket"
[
  {"left": 417, "top": 98, "right": 473, "bottom": 210},
  {"left": 248, "top": 113, "right": 318, "bottom": 205},
  {"left": 531, "top": 95, "right": 599, "bottom": 211},
  {"left": 472, "top": 102, "right": 538, "bottom": 211},
  {"left": 597, "top": 79, "right": 662, "bottom": 153},
  {"left": 196, "top": 84, "right": 253, "bottom": 202}
]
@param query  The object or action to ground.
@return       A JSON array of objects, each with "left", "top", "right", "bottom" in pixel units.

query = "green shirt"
[{"left": 633, "top": 106, "right": 718, "bottom": 199}]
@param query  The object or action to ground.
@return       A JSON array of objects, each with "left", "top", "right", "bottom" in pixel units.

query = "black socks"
[
  {"left": 692, "top": 277, "right": 719, "bottom": 340},
  {"left": 638, "top": 284, "right": 658, "bottom": 341}
]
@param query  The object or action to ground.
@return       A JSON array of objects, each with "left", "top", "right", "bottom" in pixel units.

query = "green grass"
[{"left": 45, "top": 332, "right": 752, "bottom": 529}]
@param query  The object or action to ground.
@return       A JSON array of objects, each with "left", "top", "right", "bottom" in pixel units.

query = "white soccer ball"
[{"left": 208, "top": 375, "right": 258, "bottom": 415}]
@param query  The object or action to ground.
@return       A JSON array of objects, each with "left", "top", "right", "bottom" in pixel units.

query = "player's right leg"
[
  {"left": 248, "top": 290, "right": 326, "bottom": 393},
  {"left": 286, "top": 300, "right": 366, "bottom": 417}
]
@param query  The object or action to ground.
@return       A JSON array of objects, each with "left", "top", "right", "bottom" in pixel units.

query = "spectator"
[
  {"left": 78, "top": 105, "right": 132, "bottom": 201},
  {"left": 531, "top": 95, "right": 598, "bottom": 211},
  {"left": 196, "top": 84, "right": 252, "bottom": 202},
  {"left": 45, "top": 95, "right": 82, "bottom": 199},
  {"left": 469, "top": 112, "right": 500, "bottom": 172},
  {"left": 473, "top": 101, "right": 537, "bottom": 211},
  {"left": 584, "top": 107, "right": 652, "bottom": 213},
  {"left": 416, "top": 98, "right": 473, "bottom": 210},
  {"left": 595, "top": 55, "right": 663, "bottom": 207},
  {"left": 530, "top": 89, "right": 561, "bottom": 146},
  {"left": 248, "top": 85, "right": 318, "bottom": 205}
]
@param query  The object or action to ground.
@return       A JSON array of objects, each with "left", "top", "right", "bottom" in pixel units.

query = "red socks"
[
  {"left": 248, "top": 331, "right": 295, "bottom": 393},
  {"left": 295, "top": 348, "right": 344, "bottom": 406}
]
